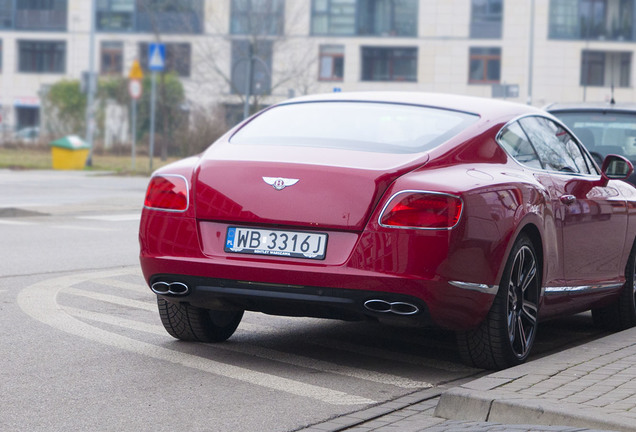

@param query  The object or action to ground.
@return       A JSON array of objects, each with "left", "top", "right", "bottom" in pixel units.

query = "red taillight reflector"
[
  {"left": 144, "top": 175, "right": 189, "bottom": 211},
  {"left": 380, "top": 192, "right": 462, "bottom": 229}
]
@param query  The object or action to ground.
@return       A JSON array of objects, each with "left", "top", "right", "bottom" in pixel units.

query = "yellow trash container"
[{"left": 50, "top": 135, "right": 90, "bottom": 170}]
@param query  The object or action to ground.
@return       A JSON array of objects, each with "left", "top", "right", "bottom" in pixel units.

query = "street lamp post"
[
  {"left": 85, "top": 0, "right": 97, "bottom": 166},
  {"left": 527, "top": 0, "right": 535, "bottom": 105}
]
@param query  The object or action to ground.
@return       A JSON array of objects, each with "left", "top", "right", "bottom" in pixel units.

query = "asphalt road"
[{"left": 0, "top": 169, "right": 606, "bottom": 432}]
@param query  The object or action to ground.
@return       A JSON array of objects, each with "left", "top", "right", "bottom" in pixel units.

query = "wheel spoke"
[
  {"left": 508, "top": 309, "right": 516, "bottom": 341},
  {"left": 516, "top": 251, "right": 525, "bottom": 287},
  {"left": 516, "top": 314, "right": 529, "bottom": 355},
  {"left": 521, "top": 256, "right": 537, "bottom": 293},
  {"left": 521, "top": 301, "right": 538, "bottom": 324}
]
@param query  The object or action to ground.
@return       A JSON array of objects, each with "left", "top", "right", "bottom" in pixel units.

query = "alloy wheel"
[{"left": 506, "top": 245, "right": 539, "bottom": 359}]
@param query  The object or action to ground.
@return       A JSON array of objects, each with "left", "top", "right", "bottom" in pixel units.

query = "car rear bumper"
[
  {"left": 139, "top": 213, "right": 498, "bottom": 330},
  {"left": 148, "top": 274, "right": 434, "bottom": 327}
]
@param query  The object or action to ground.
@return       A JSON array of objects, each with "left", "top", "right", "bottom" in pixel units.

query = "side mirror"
[
  {"left": 601, "top": 154, "right": 634, "bottom": 180},
  {"left": 567, "top": 154, "right": 634, "bottom": 196}
]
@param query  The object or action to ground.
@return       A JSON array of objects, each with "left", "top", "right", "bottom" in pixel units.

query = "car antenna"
[{"left": 610, "top": 84, "right": 616, "bottom": 105}]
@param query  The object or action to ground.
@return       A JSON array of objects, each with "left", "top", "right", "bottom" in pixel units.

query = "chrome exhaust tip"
[
  {"left": 151, "top": 281, "right": 190, "bottom": 296},
  {"left": 364, "top": 299, "right": 419, "bottom": 316}
]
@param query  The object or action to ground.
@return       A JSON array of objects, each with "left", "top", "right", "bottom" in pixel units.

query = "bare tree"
[
  {"left": 192, "top": 0, "right": 319, "bottom": 121},
  {"left": 128, "top": 0, "right": 320, "bottom": 158}
]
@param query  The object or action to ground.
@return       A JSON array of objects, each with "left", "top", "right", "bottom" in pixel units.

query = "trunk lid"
[{"left": 194, "top": 142, "right": 429, "bottom": 231}]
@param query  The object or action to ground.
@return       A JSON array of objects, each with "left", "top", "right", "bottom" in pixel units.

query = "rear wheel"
[
  {"left": 592, "top": 243, "right": 636, "bottom": 331},
  {"left": 157, "top": 298, "right": 244, "bottom": 342},
  {"left": 457, "top": 234, "right": 540, "bottom": 370}
]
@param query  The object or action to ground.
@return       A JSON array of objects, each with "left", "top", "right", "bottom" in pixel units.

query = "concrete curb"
[
  {"left": 435, "top": 327, "right": 636, "bottom": 432},
  {"left": 436, "top": 387, "right": 636, "bottom": 431}
]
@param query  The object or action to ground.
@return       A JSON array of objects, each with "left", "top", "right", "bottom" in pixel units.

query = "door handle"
[{"left": 560, "top": 194, "right": 576, "bottom": 205}]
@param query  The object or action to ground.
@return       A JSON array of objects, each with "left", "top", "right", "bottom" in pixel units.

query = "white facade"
[{"left": 1, "top": 0, "right": 635, "bottom": 133}]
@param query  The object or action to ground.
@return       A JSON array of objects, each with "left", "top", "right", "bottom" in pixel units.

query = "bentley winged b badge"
[{"left": 262, "top": 177, "right": 299, "bottom": 191}]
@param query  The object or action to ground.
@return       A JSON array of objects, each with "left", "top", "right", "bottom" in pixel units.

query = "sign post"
[
  {"left": 147, "top": 43, "right": 165, "bottom": 172},
  {"left": 128, "top": 59, "right": 143, "bottom": 170}
]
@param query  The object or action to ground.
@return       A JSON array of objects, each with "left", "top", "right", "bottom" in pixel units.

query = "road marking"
[
  {"left": 66, "top": 278, "right": 465, "bottom": 375},
  {"left": 18, "top": 269, "right": 374, "bottom": 405},
  {"left": 64, "top": 306, "right": 430, "bottom": 389},
  {"left": 77, "top": 214, "right": 141, "bottom": 222},
  {"left": 313, "top": 339, "right": 475, "bottom": 373},
  {"left": 92, "top": 278, "right": 149, "bottom": 293},
  {"left": 51, "top": 224, "right": 116, "bottom": 232},
  {"left": 66, "top": 287, "right": 156, "bottom": 311},
  {"left": 0, "top": 220, "right": 36, "bottom": 226},
  {"left": 65, "top": 286, "right": 269, "bottom": 333}
]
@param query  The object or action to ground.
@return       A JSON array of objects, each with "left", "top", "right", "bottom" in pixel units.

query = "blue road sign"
[{"left": 148, "top": 43, "right": 166, "bottom": 71}]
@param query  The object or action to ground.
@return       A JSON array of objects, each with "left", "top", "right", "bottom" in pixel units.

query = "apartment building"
[{"left": 0, "top": 0, "right": 635, "bottom": 133}]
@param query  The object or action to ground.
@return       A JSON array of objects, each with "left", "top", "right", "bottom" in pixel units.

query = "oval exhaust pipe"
[
  {"left": 364, "top": 299, "right": 419, "bottom": 316},
  {"left": 151, "top": 281, "right": 189, "bottom": 296}
]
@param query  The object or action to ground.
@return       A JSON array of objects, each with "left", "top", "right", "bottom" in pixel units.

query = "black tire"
[
  {"left": 592, "top": 242, "right": 636, "bottom": 331},
  {"left": 457, "top": 234, "right": 540, "bottom": 370},
  {"left": 157, "top": 298, "right": 244, "bottom": 342}
]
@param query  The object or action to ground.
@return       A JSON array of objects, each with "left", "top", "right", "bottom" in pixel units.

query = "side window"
[
  {"left": 498, "top": 121, "right": 543, "bottom": 169},
  {"left": 565, "top": 134, "right": 598, "bottom": 175},
  {"left": 519, "top": 116, "right": 592, "bottom": 174}
]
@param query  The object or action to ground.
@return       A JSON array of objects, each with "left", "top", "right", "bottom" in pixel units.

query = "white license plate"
[{"left": 225, "top": 227, "right": 328, "bottom": 260}]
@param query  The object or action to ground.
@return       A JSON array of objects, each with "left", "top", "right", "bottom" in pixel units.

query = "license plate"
[{"left": 225, "top": 227, "right": 328, "bottom": 260}]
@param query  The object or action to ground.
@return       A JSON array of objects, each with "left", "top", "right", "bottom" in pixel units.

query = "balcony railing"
[{"left": 15, "top": 10, "right": 67, "bottom": 31}]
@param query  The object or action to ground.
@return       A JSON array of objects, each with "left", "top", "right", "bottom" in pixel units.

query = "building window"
[
  {"left": 470, "top": 0, "right": 503, "bottom": 39},
  {"left": 581, "top": 50, "right": 632, "bottom": 87},
  {"left": 357, "top": 0, "right": 417, "bottom": 36},
  {"left": 620, "top": 51, "right": 631, "bottom": 87},
  {"left": 230, "top": 0, "right": 285, "bottom": 36},
  {"left": 136, "top": 0, "right": 203, "bottom": 34},
  {"left": 18, "top": 40, "right": 66, "bottom": 73},
  {"left": 97, "top": 0, "right": 134, "bottom": 31},
  {"left": 311, "top": 0, "right": 417, "bottom": 36},
  {"left": 13, "top": 0, "right": 67, "bottom": 31},
  {"left": 0, "top": 0, "right": 13, "bottom": 29},
  {"left": 469, "top": 47, "right": 501, "bottom": 83},
  {"left": 312, "top": 0, "right": 356, "bottom": 35},
  {"left": 549, "top": 0, "right": 580, "bottom": 38},
  {"left": 319, "top": 45, "right": 344, "bottom": 81},
  {"left": 361, "top": 46, "right": 417, "bottom": 82},
  {"left": 549, "top": 0, "right": 634, "bottom": 41},
  {"left": 96, "top": 0, "right": 202, "bottom": 33},
  {"left": 139, "top": 42, "right": 191, "bottom": 77},
  {"left": 230, "top": 40, "right": 273, "bottom": 95},
  {"left": 100, "top": 41, "right": 123, "bottom": 75},
  {"left": 16, "top": 107, "right": 40, "bottom": 130}
]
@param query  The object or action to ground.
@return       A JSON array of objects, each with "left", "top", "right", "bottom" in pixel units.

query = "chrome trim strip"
[
  {"left": 378, "top": 190, "right": 464, "bottom": 231},
  {"left": 544, "top": 283, "right": 623, "bottom": 295},
  {"left": 449, "top": 281, "right": 498, "bottom": 294},
  {"left": 144, "top": 173, "right": 190, "bottom": 213}
]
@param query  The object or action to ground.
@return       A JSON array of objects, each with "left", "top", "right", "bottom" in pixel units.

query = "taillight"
[
  {"left": 379, "top": 191, "right": 463, "bottom": 229},
  {"left": 144, "top": 175, "right": 189, "bottom": 212}
]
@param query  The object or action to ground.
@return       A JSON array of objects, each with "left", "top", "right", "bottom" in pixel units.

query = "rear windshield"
[
  {"left": 230, "top": 101, "right": 479, "bottom": 154},
  {"left": 552, "top": 111, "right": 636, "bottom": 160}
]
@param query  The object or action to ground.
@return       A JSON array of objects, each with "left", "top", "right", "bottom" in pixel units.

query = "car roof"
[
  {"left": 282, "top": 91, "right": 545, "bottom": 120},
  {"left": 545, "top": 101, "right": 636, "bottom": 114}
]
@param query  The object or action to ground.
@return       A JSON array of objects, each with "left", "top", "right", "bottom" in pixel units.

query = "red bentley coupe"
[{"left": 139, "top": 92, "right": 636, "bottom": 370}]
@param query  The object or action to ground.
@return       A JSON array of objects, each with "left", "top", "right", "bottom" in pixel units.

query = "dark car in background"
[{"left": 547, "top": 102, "right": 636, "bottom": 185}]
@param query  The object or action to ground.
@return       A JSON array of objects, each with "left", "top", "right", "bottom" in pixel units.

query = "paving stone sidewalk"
[
  {"left": 435, "top": 326, "right": 636, "bottom": 432},
  {"left": 299, "top": 327, "right": 636, "bottom": 432}
]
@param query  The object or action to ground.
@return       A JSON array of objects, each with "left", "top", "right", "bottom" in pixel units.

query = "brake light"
[
  {"left": 144, "top": 175, "right": 189, "bottom": 212},
  {"left": 379, "top": 192, "right": 463, "bottom": 229}
]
